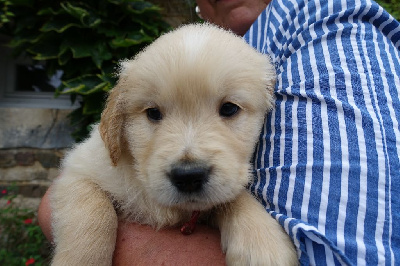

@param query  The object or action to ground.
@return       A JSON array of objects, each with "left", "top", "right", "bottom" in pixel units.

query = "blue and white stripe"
[{"left": 245, "top": 0, "right": 400, "bottom": 265}]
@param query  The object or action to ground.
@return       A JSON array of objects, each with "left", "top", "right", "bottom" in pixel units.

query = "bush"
[
  {"left": 0, "top": 187, "right": 51, "bottom": 266},
  {"left": 0, "top": 0, "right": 170, "bottom": 141},
  {"left": 376, "top": 0, "right": 400, "bottom": 21}
]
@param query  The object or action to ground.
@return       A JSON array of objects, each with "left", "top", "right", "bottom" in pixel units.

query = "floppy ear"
[{"left": 99, "top": 85, "right": 125, "bottom": 166}]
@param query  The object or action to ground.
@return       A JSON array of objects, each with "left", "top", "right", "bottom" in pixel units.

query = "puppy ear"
[{"left": 99, "top": 85, "right": 125, "bottom": 166}]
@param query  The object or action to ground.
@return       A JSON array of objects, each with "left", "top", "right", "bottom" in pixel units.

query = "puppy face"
[{"left": 100, "top": 24, "right": 275, "bottom": 211}]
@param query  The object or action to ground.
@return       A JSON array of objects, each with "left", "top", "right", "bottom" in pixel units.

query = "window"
[{"left": 0, "top": 35, "right": 79, "bottom": 109}]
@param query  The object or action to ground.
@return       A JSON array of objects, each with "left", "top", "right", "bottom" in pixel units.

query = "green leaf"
[
  {"left": 60, "top": 3, "right": 101, "bottom": 27},
  {"left": 58, "top": 50, "right": 71, "bottom": 65},
  {"left": 107, "top": 0, "right": 132, "bottom": 5},
  {"left": 97, "top": 26, "right": 122, "bottom": 37},
  {"left": 41, "top": 19, "right": 82, "bottom": 33},
  {"left": 71, "top": 45, "right": 93, "bottom": 58},
  {"left": 99, "top": 70, "right": 117, "bottom": 87},
  {"left": 1, "top": 17, "right": 10, "bottom": 23},
  {"left": 8, "top": 31, "right": 42, "bottom": 47},
  {"left": 60, "top": 2, "right": 89, "bottom": 20},
  {"left": 91, "top": 42, "right": 112, "bottom": 68},
  {"left": 14, "top": 15, "right": 39, "bottom": 34},
  {"left": 61, "top": 37, "right": 94, "bottom": 59},
  {"left": 59, "top": 35, "right": 110, "bottom": 62},
  {"left": 28, "top": 42, "right": 60, "bottom": 60},
  {"left": 61, "top": 75, "right": 108, "bottom": 95},
  {"left": 82, "top": 92, "right": 106, "bottom": 115},
  {"left": 9, "top": 0, "right": 34, "bottom": 7},
  {"left": 82, "top": 16, "right": 101, "bottom": 27},
  {"left": 126, "top": 1, "right": 161, "bottom": 14},
  {"left": 37, "top": 7, "right": 62, "bottom": 16},
  {"left": 67, "top": 106, "right": 87, "bottom": 126},
  {"left": 110, "top": 30, "right": 152, "bottom": 47}
]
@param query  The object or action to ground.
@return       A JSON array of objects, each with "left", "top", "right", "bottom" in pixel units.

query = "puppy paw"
[
  {"left": 51, "top": 178, "right": 118, "bottom": 266},
  {"left": 223, "top": 223, "right": 297, "bottom": 266},
  {"left": 217, "top": 191, "right": 297, "bottom": 266}
]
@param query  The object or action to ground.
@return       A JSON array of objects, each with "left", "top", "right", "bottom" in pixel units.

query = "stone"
[
  {"left": 0, "top": 108, "right": 75, "bottom": 149},
  {"left": 36, "top": 150, "right": 62, "bottom": 168},
  {"left": 18, "top": 184, "right": 49, "bottom": 198},
  {"left": 0, "top": 150, "right": 15, "bottom": 167},
  {"left": 47, "top": 168, "right": 60, "bottom": 181},
  {"left": 15, "top": 151, "right": 35, "bottom": 166},
  {"left": 0, "top": 162, "right": 48, "bottom": 181}
]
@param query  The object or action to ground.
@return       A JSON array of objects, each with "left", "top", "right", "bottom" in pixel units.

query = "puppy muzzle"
[{"left": 168, "top": 161, "right": 211, "bottom": 193}]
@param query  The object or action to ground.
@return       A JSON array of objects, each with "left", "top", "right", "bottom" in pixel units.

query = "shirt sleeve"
[{"left": 244, "top": 0, "right": 400, "bottom": 265}]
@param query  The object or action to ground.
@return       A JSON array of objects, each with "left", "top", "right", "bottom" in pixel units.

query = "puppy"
[{"left": 50, "top": 23, "right": 297, "bottom": 265}]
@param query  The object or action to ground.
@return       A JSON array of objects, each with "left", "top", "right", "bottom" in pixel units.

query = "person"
[{"left": 39, "top": 0, "right": 400, "bottom": 264}]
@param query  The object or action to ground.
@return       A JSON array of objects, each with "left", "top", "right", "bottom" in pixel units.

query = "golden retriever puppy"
[{"left": 50, "top": 23, "right": 297, "bottom": 265}]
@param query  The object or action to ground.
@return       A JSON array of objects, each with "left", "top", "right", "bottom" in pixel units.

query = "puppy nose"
[{"left": 169, "top": 162, "right": 210, "bottom": 193}]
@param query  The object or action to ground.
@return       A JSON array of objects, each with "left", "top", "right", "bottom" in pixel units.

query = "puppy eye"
[
  {"left": 146, "top": 108, "right": 163, "bottom": 121},
  {"left": 219, "top": 102, "right": 240, "bottom": 117}
]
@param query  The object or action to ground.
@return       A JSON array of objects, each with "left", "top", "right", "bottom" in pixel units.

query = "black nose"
[{"left": 169, "top": 161, "right": 210, "bottom": 193}]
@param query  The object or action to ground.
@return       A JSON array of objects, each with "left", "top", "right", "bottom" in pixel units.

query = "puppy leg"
[
  {"left": 50, "top": 176, "right": 118, "bottom": 266},
  {"left": 216, "top": 190, "right": 298, "bottom": 266}
]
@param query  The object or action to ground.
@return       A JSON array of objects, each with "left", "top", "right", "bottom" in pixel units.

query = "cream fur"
[{"left": 50, "top": 23, "right": 297, "bottom": 265}]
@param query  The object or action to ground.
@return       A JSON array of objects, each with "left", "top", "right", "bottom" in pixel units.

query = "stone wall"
[
  {"left": 0, "top": 108, "right": 75, "bottom": 207},
  {"left": 0, "top": 148, "right": 64, "bottom": 195}
]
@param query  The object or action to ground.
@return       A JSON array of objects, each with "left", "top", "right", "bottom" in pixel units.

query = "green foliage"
[
  {"left": 0, "top": 0, "right": 13, "bottom": 26},
  {"left": 376, "top": 0, "right": 400, "bottom": 21},
  {"left": 0, "top": 186, "right": 50, "bottom": 265},
  {"left": 0, "top": 0, "right": 170, "bottom": 141}
]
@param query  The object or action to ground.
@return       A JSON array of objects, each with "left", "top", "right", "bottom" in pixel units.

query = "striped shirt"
[{"left": 244, "top": 0, "right": 400, "bottom": 265}]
